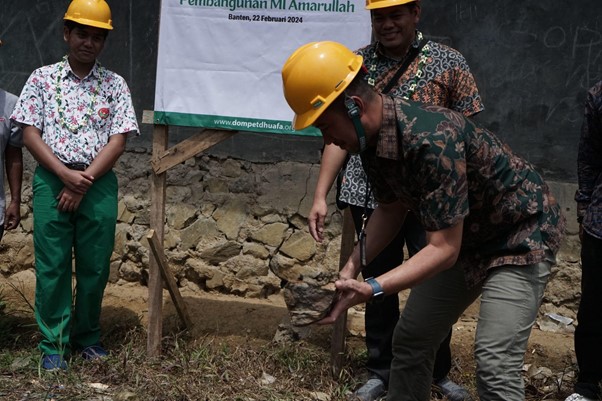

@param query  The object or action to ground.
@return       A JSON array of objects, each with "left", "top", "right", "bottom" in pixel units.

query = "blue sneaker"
[
  {"left": 81, "top": 344, "right": 108, "bottom": 360},
  {"left": 41, "top": 354, "right": 68, "bottom": 371}
]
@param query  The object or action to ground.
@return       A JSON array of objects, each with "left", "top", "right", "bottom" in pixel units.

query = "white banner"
[{"left": 154, "top": 0, "right": 371, "bottom": 135}]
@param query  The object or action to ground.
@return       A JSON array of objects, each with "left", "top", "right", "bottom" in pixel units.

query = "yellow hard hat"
[
  {"left": 365, "top": 0, "right": 417, "bottom": 10},
  {"left": 282, "top": 41, "right": 363, "bottom": 130},
  {"left": 64, "top": 0, "right": 113, "bottom": 30}
]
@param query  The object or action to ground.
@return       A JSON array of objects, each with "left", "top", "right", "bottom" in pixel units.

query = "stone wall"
[
  {"left": 0, "top": 149, "right": 343, "bottom": 297},
  {"left": 0, "top": 149, "right": 584, "bottom": 320}
]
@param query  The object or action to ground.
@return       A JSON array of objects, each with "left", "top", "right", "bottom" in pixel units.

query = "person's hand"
[
  {"left": 56, "top": 187, "right": 84, "bottom": 212},
  {"left": 60, "top": 169, "right": 94, "bottom": 195},
  {"left": 339, "top": 261, "right": 359, "bottom": 281},
  {"left": 316, "top": 278, "right": 372, "bottom": 325},
  {"left": 3, "top": 200, "right": 21, "bottom": 230},
  {"left": 308, "top": 197, "right": 328, "bottom": 242}
]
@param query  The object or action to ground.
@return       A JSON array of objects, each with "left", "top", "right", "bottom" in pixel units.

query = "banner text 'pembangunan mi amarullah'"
[{"left": 180, "top": 0, "right": 355, "bottom": 12}]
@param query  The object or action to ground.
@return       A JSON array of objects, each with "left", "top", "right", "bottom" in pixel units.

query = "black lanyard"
[
  {"left": 380, "top": 38, "right": 426, "bottom": 95},
  {"left": 359, "top": 180, "right": 372, "bottom": 269}
]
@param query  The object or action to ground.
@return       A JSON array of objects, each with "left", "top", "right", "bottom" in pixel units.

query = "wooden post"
[
  {"left": 150, "top": 129, "right": 236, "bottom": 174},
  {"left": 142, "top": 110, "right": 239, "bottom": 354},
  {"left": 331, "top": 207, "right": 356, "bottom": 377},
  {"left": 147, "top": 124, "right": 168, "bottom": 356},
  {"left": 146, "top": 229, "right": 193, "bottom": 329}
]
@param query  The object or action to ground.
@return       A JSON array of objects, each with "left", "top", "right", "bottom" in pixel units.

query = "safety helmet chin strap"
[{"left": 344, "top": 94, "right": 367, "bottom": 154}]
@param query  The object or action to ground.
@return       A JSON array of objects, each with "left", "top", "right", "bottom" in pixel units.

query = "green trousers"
[{"left": 33, "top": 166, "right": 117, "bottom": 356}]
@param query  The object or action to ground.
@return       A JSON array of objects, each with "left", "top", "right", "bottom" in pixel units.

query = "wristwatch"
[{"left": 365, "top": 277, "right": 385, "bottom": 302}]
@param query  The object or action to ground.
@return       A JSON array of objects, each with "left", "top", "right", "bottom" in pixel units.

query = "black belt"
[{"left": 64, "top": 162, "right": 89, "bottom": 171}]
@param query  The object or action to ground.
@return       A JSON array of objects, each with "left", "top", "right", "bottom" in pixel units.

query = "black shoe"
[
  {"left": 352, "top": 377, "right": 386, "bottom": 401},
  {"left": 432, "top": 377, "right": 471, "bottom": 401}
]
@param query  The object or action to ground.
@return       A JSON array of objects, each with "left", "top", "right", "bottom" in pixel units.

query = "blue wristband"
[{"left": 365, "top": 277, "right": 384, "bottom": 300}]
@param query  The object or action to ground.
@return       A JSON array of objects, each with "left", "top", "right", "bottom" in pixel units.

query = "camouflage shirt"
[{"left": 362, "top": 96, "right": 565, "bottom": 287}]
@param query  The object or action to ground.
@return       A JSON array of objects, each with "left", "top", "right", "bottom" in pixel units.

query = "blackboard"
[
  {"left": 1, "top": 0, "right": 601, "bottom": 179},
  {"left": 421, "top": 1, "right": 602, "bottom": 181}
]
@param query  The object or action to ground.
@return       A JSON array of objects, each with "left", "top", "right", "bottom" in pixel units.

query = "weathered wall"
[
  {"left": 0, "top": 148, "right": 584, "bottom": 320},
  {"left": 0, "top": 149, "right": 345, "bottom": 297}
]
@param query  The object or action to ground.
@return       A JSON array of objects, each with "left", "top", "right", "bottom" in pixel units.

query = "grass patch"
[
  {"left": 0, "top": 307, "right": 361, "bottom": 401},
  {"left": 0, "top": 285, "right": 581, "bottom": 401}
]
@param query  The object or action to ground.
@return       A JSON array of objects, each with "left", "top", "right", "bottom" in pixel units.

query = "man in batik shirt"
[
  {"left": 11, "top": 0, "right": 139, "bottom": 370},
  {"left": 566, "top": 81, "right": 602, "bottom": 401},
  {"left": 282, "top": 41, "right": 565, "bottom": 401},
  {"left": 0, "top": 38, "right": 23, "bottom": 241},
  {"left": 307, "top": 1, "right": 481, "bottom": 399}
]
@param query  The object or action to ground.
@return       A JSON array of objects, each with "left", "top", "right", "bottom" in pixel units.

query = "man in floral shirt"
[
  {"left": 307, "top": 1, "right": 482, "bottom": 399},
  {"left": 282, "top": 41, "right": 565, "bottom": 401},
  {"left": 11, "top": 0, "right": 139, "bottom": 370},
  {"left": 566, "top": 81, "right": 602, "bottom": 401}
]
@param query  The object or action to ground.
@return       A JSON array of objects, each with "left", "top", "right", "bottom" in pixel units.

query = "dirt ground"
[
  {"left": 1, "top": 270, "right": 578, "bottom": 400},
  {"left": 103, "top": 278, "right": 576, "bottom": 373}
]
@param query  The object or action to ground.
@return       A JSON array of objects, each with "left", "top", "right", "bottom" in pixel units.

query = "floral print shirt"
[
  {"left": 338, "top": 32, "right": 484, "bottom": 208},
  {"left": 11, "top": 57, "right": 139, "bottom": 166},
  {"left": 575, "top": 80, "right": 602, "bottom": 240},
  {"left": 362, "top": 95, "right": 565, "bottom": 287}
]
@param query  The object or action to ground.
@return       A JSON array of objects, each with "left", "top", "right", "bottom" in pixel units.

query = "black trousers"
[
  {"left": 349, "top": 205, "right": 453, "bottom": 385},
  {"left": 574, "top": 231, "right": 602, "bottom": 399}
]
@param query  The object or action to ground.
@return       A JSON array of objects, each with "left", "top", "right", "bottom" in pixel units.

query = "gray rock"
[
  {"left": 242, "top": 242, "right": 270, "bottom": 259},
  {"left": 282, "top": 281, "right": 336, "bottom": 326},
  {"left": 214, "top": 199, "right": 248, "bottom": 240},
  {"left": 280, "top": 230, "right": 316, "bottom": 262},
  {"left": 179, "top": 218, "right": 221, "bottom": 250},
  {"left": 166, "top": 203, "right": 198, "bottom": 230},
  {"left": 200, "top": 241, "right": 242, "bottom": 265},
  {"left": 249, "top": 222, "right": 288, "bottom": 247}
]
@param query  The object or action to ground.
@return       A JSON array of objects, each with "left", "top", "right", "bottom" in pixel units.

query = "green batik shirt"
[{"left": 362, "top": 96, "right": 566, "bottom": 287}]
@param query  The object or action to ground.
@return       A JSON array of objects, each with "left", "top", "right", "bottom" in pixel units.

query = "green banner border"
[{"left": 153, "top": 111, "right": 321, "bottom": 137}]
